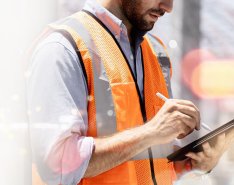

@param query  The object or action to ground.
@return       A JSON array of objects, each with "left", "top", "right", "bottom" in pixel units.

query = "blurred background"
[{"left": 0, "top": 0, "right": 233, "bottom": 184}]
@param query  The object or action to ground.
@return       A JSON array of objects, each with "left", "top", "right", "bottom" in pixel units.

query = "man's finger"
[
  {"left": 171, "top": 101, "right": 200, "bottom": 130},
  {"left": 186, "top": 152, "right": 202, "bottom": 163},
  {"left": 202, "top": 142, "right": 213, "bottom": 157},
  {"left": 197, "top": 151, "right": 205, "bottom": 159},
  {"left": 171, "top": 99, "right": 199, "bottom": 112},
  {"left": 214, "top": 133, "right": 226, "bottom": 151}
]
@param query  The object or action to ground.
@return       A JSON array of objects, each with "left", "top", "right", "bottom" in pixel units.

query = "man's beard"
[{"left": 121, "top": 0, "right": 165, "bottom": 31}]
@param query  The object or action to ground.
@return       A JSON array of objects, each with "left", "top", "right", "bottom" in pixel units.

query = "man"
[{"left": 27, "top": 0, "right": 234, "bottom": 185}]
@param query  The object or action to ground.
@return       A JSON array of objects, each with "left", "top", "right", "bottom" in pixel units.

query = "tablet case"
[{"left": 167, "top": 118, "right": 234, "bottom": 162}]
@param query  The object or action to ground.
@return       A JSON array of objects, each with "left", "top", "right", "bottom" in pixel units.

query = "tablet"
[{"left": 167, "top": 118, "right": 234, "bottom": 162}]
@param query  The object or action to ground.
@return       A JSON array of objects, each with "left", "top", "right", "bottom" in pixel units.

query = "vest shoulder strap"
[
  {"left": 145, "top": 34, "right": 173, "bottom": 98},
  {"left": 55, "top": 29, "right": 88, "bottom": 84},
  {"left": 145, "top": 33, "right": 172, "bottom": 72}
]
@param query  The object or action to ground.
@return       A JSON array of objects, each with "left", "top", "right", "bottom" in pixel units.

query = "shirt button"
[
  {"left": 130, "top": 54, "right": 134, "bottom": 60},
  {"left": 115, "top": 35, "right": 119, "bottom": 39}
]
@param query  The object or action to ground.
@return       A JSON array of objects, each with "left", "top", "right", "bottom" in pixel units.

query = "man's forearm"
[{"left": 84, "top": 124, "right": 154, "bottom": 177}]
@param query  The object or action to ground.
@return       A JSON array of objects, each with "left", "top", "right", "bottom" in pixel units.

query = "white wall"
[{"left": 0, "top": 1, "right": 58, "bottom": 184}]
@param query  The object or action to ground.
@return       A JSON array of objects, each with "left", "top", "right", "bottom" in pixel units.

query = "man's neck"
[{"left": 97, "top": 0, "right": 133, "bottom": 43}]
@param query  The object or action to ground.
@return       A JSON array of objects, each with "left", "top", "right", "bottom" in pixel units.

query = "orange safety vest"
[{"left": 32, "top": 10, "right": 176, "bottom": 185}]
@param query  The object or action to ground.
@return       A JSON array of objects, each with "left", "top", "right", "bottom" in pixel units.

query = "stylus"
[{"left": 156, "top": 92, "right": 212, "bottom": 132}]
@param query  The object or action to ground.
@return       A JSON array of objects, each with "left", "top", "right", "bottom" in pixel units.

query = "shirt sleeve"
[{"left": 27, "top": 32, "right": 94, "bottom": 185}]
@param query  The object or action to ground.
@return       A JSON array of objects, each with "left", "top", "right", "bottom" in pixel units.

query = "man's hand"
[
  {"left": 148, "top": 99, "right": 200, "bottom": 145},
  {"left": 185, "top": 129, "right": 234, "bottom": 172}
]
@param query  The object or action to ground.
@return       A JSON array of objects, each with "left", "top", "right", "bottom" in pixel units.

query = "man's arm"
[
  {"left": 27, "top": 33, "right": 93, "bottom": 185},
  {"left": 84, "top": 99, "right": 201, "bottom": 177}
]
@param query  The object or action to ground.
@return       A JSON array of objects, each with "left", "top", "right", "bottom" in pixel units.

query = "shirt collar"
[{"left": 83, "top": 0, "right": 145, "bottom": 45}]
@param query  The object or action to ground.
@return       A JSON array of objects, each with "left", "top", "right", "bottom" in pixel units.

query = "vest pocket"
[{"left": 110, "top": 82, "right": 143, "bottom": 131}]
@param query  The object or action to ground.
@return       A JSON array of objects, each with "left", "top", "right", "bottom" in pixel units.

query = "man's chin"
[
  {"left": 139, "top": 23, "right": 155, "bottom": 32},
  {"left": 132, "top": 19, "right": 156, "bottom": 32},
  {"left": 146, "top": 19, "right": 158, "bottom": 29}
]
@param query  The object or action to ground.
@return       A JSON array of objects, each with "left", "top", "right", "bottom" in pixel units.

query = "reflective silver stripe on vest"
[
  {"left": 132, "top": 150, "right": 150, "bottom": 160},
  {"left": 132, "top": 143, "right": 175, "bottom": 160},
  {"left": 147, "top": 34, "right": 173, "bottom": 98},
  {"left": 52, "top": 17, "right": 117, "bottom": 136}
]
